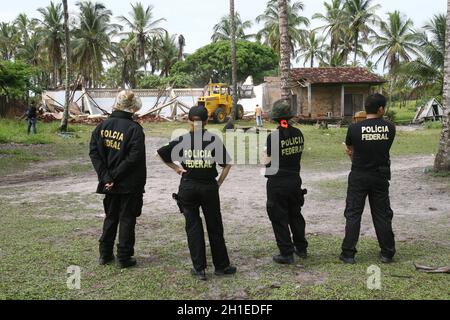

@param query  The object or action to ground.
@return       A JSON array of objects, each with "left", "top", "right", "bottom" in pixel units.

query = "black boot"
[
  {"left": 118, "top": 257, "right": 137, "bottom": 269},
  {"left": 295, "top": 248, "right": 307, "bottom": 259},
  {"left": 273, "top": 254, "right": 294, "bottom": 265},
  {"left": 215, "top": 265, "right": 237, "bottom": 276},
  {"left": 380, "top": 254, "right": 393, "bottom": 264},
  {"left": 339, "top": 254, "right": 356, "bottom": 264},
  {"left": 191, "top": 269, "right": 207, "bottom": 281},
  {"left": 99, "top": 254, "right": 115, "bottom": 265}
]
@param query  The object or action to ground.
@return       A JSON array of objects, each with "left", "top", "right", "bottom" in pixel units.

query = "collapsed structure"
[
  {"left": 40, "top": 79, "right": 261, "bottom": 124},
  {"left": 413, "top": 98, "right": 444, "bottom": 124},
  {"left": 41, "top": 87, "right": 203, "bottom": 123}
]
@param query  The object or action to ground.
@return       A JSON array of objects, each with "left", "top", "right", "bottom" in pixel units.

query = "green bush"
[
  {"left": 424, "top": 121, "right": 443, "bottom": 129},
  {"left": 171, "top": 40, "right": 278, "bottom": 86},
  {"left": 385, "top": 109, "right": 397, "bottom": 123}
]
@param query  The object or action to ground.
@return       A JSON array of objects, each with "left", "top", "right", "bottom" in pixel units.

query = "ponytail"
[{"left": 277, "top": 118, "right": 291, "bottom": 138}]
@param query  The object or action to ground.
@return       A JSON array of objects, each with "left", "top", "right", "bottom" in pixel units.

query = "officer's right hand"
[
  {"left": 105, "top": 182, "right": 114, "bottom": 191},
  {"left": 175, "top": 167, "right": 187, "bottom": 176}
]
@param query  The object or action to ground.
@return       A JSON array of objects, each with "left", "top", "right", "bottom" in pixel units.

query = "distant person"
[
  {"left": 264, "top": 99, "right": 308, "bottom": 265},
  {"left": 255, "top": 104, "right": 263, "bottom": 127},
  {"left": 340, "top": 94, "right": 396, "bottom": 265},
  {"left": 157, "top": 106, "right": 236, "bottom": 281},
  {"left": 89, "top": 90, "right": 146, "bottom": 269},
  {"left": 25, "top": 103, "right": 38, "bottom": 135}
]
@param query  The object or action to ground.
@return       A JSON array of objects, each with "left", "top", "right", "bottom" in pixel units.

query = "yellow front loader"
[{"left": 197, "top": 83, "right": 244, "bottom": 123}]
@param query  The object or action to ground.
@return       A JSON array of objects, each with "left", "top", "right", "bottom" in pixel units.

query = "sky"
[{"left": 0, "top": 0, "right": 447, "bottom": 69}]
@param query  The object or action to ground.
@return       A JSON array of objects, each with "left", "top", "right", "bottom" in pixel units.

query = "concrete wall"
[{"left": 262, "top": 79, "right": 281, "bottom": 112}]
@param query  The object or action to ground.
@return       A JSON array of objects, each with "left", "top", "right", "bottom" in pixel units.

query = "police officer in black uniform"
[
  {"left": 25, "top": 102, "right": 38, "bottom": 134},
  {"left": 265, "top": 99, "right": 308, "bottom": 265},
  {"left": 340, "top": 93, "right": 396, "bottom": 264},
  {"left": 89, "top": 90, "right": 146, "bottom": 269},
  {"left": 157, "top": 106, "right": 236, "bottom": 281}
]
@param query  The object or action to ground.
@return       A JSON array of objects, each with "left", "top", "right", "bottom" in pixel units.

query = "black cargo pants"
[
  {"left": 178, "top": 179, "right": 230, "bottom": 271},
  {"left": 266, "top": 176, "right": 308, "bottom": 256},
  {"left": 341, "top": 171, "right": 396, "bottom": 259},
  {"left": 99, "top": 193, "right": 143, "bottom": 262}
]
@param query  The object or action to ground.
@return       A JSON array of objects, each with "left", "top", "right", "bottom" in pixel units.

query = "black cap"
[{"left": 189, "top": 106, "right": 209, "bottom": 121}]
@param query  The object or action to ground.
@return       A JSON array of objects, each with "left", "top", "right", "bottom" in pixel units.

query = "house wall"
[
  {"left": 295, "top": 84, "right": 372, "bottom": 117},
  {"left": 262, "top": 78, "right": 281, "bottom": 112}
]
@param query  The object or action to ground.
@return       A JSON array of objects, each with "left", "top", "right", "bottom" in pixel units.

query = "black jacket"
[
  {"left": 26, "top": 106, "right": 37, "bottom": 119},
  {"left": 89, "top": 111, "right": 147, "bottom": 194}
]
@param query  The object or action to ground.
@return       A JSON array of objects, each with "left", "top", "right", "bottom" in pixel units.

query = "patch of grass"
[
  {"left": 424, "top": 122, "right": 443, "bottom": 130},
  {"left": 391, "top": 129, "right": 441, "bottom": 157},
  {"left": 390, "top": 101, "right": 418, "bottom": 124},
  {"left": 0, "top": 149, "right": 42, "bottom": 176},
  {"left": 0, "top": 119, "right": 93, "bottom": 145},
  {"left": 0, "top": 119, "right": 93, "bottom": 176},
  {"left": 0, "top": 196, "right": 449, "bottom": 300}
]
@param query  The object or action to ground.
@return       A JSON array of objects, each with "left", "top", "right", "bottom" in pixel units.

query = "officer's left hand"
[{"left": 105, "top": 182, "right": 114, "bottom": 191}]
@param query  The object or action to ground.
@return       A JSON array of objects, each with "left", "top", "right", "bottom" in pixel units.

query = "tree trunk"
[
  {"left": 434, "top": 0, "right": 450, "bottom": 171},
  {"left": 278, "top": 0, "right": 291, "bottom": 102},
  {"left": 60, "top": 0, "right": 71, "bottom": 132},
  {"left": 353, "top": 32, "right": 359, "bottom": 65},
  {"left": 229, "top": 0, "right": 239, "bottom": 125}
]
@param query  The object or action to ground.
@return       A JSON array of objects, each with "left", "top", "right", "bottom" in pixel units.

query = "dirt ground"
[{"left": 2, "top": 136, "right": 449, "bottom": 247}]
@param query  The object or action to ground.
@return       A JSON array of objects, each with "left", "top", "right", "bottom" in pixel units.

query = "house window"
[{"left": 344, "top": 94, "right": 364, "bottom": 116}]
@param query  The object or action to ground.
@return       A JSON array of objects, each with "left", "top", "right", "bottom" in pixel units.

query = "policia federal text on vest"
[
  {"left": 89, "top": 91, "right": 146, "bottom": 269},
  {"left": 157, "top": 106, "right": 236, "bottom": 281}
]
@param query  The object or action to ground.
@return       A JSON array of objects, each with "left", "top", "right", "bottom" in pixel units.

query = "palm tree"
[
  {"left": 178, "top": 34, "right": 186, "bottom": 61},
  {"left": 72, "top": 1, "right": 117, "bottom": 88},
  {"left": 434, "top": 0, "right": 450, "bottom": 172},
  {"left": 119, "top": 2, "right": 166, "bottom": 71},
  {"left": 296, "top": 30, "right": 325, "bottom": 67},
  {"left": 371, "top": 11, "right": 420, "bottom": 75},
  {"left": 15, "top": 14, "right": 37, "bottom": 44},
  {"left": 256, "top": 0, "right": 309, "bottom": 57},
  {"left": 61, "top": 0, "right": 71, "bottom": 132},
  {"left": 110, "top": 37, "right": 139, "bottom": 88},
  {"left": 344, "top": 0, "right": 380, "bottom": 64},
  {"left": 278, "top": 0, "right": 291, "bottom": 102},
  {"left": 37, "top": 1, "right": 65, "bottom": 87},
  {"left": 158, "top": 32, "right": 178, "bottom": 77},
  {"left": 147, "top": 35, "right": 161, "bottom": 74},
  {"left": 17, "top": 35, "right": 41, "bottom": 67},
  {"left": 401, "top": 14, "right": 446, "bottom": 96},
  {"left": 313, "top": 0, "right": 349, "bottom": 59},
  {"left": 0, "top": 23, "right": 19, "bottom": 60},
  {"left": 230, "top": 0, "right": 239, "bottom": 122},
  {"left": 211, "top": 12, "right": 253, "bottom": 42}
]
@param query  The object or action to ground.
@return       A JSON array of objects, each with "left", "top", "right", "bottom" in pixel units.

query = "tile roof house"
[{"left": 263, "top": 67, "right": 386, "bottom": 120}]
